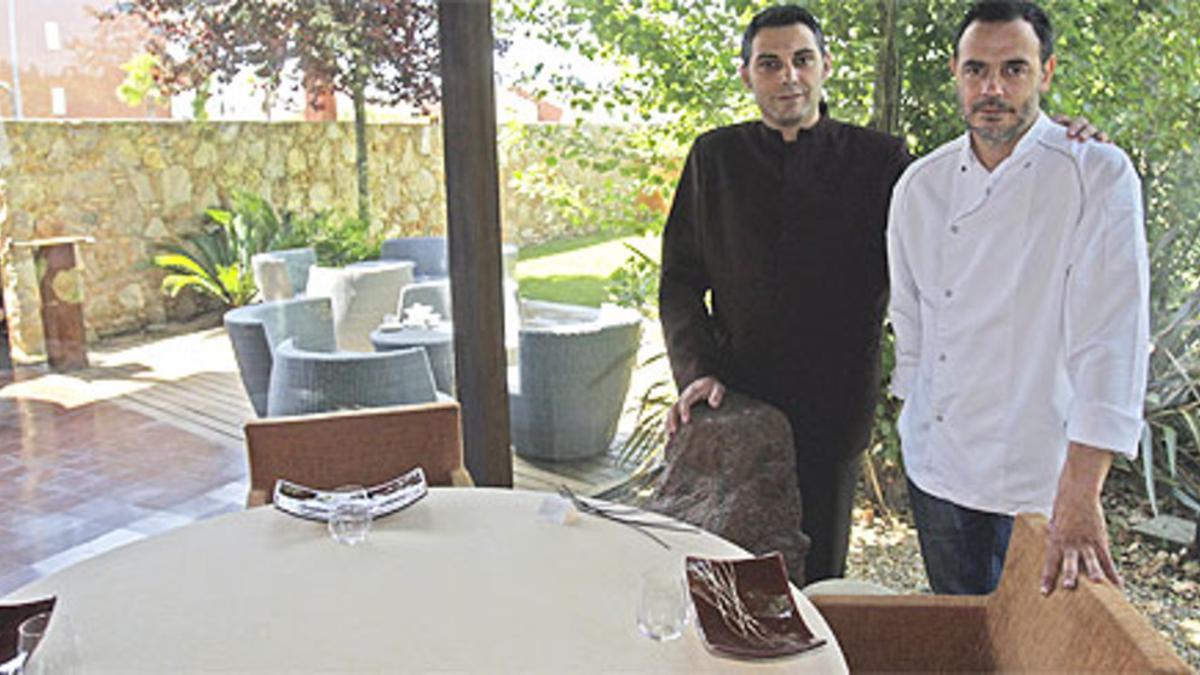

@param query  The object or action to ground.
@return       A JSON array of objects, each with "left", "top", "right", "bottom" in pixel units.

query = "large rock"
[{"left": 644, "top": 391, "right": 810, "bottom": 584}]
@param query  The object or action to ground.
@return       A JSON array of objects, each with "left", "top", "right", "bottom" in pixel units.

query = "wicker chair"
[
  {"left": 509, "top": 304, "right": 642, "bottom": 460},
  {"left": 244, "top": 401, "right": 473, "bottom": 507},
  {"left": 266, "top": 337, "right": 439, "bottom": 417},
  {"left": 397, "top": 279, "right": 452, "bottom": 320},
  {"left": 250, "top": 247, "right": 316, "bottom": 300},
  {"left": 304, "top": 261, "right": 414, "bottom": 352},
  {"left": 224, "top": 297, "right": 337, "bottom": 417},
  {"left": 380, "top": 236, "right": 448, "bottom": 281},
  {"left": 812, "top": 513, "right": 1189, "bottom": 672}
]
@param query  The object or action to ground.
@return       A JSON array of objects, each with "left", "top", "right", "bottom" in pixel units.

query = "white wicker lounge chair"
[
  {"left": 305, "top": 261, "right": 414, "bottom": 352},
  {"left": 250, "top": 247, "right": 316, "bottom": 300}
]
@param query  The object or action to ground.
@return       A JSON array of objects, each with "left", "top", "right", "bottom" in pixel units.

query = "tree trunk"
[
  {"left": 870, "top": 0, "right": 901, "bottom": 136},
  {"left": 353, "top": 82, "right": 370, "bottom": 226}
]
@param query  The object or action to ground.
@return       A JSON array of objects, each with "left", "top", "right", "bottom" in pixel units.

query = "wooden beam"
[{"left": 438, "top": 0, "right": 512, "bottom": 487}]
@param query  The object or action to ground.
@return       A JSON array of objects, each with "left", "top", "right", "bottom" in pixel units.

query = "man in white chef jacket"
[{"left": 887, "top": 0, "right": 1149, "bottom": 595}]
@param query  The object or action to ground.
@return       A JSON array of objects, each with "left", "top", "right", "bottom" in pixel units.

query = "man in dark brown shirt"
[{"left": 660, "top": 5, "right": 910, "bottom": 583}]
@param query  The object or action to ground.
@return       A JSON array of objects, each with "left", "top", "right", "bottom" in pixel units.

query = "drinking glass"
[
  {"left": 15, "top": 612, "right": 51, "bottom": 674},
  {"left": 327, "top": 485, "right": 372, "bottom": 546},
  {"left": 13, "top": 610, "right": 81, "bottom": 675},
  {"left": 636, "top": 568, "right": 691, "bottom": 642}
]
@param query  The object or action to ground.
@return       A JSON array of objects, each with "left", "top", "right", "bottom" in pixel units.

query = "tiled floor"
[{"left": 0, "top": 372, "right": 246, "bottom": 597}]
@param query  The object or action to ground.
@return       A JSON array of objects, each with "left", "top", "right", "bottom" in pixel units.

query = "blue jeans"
[{"left": 907, "top": 477, "right": 1014, "bottom": 595}]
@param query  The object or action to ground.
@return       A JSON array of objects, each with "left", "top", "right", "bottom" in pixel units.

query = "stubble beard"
[
  {"left": 763, "top": 90, "right": 818, "bottom": 132},
  {"left": 963, "top": 93, "right": 1039, "bottom": 147}
]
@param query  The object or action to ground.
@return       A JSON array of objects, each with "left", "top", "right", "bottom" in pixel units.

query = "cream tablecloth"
[{"left": 8, "top": 488, "right": 847, "bottom": 673}]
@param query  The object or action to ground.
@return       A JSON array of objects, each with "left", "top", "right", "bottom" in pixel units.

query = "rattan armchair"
[
  {"left": 812, "top": 513, "right": 1189, "bottom": 672},
  {"left": 244, "top": 401, "right": 473, "bottom": 508}
]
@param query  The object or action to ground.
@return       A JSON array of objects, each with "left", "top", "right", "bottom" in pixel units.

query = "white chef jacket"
[{"left": 887, "top": 112, "right": 1149, "bottom": 516}]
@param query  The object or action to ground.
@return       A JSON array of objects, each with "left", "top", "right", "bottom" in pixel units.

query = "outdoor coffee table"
[
  {"left": 370, "top": 323, "right": 454, "bottom": 394},
  {"left": 6, "top": 489, "right": 847, "bottom": 673}
]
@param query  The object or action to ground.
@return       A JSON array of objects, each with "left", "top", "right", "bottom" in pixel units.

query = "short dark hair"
[
  {"left": 954, "top": 1, "right": 1054, "bottom": 64},
  {"left": 740, "top": 5, "right": 827, "bottom": 66}
]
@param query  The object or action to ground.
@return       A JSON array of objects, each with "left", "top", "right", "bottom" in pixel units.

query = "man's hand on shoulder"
[
  {"left": 665, "top": 376, "right": 726, "bottom": 437},
  {"left": 1040, "top": 442, "right": 1121, "bottom": 595},
  {"left": 1051, "top": 114, "right": 1111, "bottom": 144}
]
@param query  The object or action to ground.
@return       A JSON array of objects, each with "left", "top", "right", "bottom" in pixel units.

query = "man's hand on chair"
[
  {"left": 1041, "top": 442, "right": 1121, "bottom": 595},
  {"left": 665, "top": 376, "right": 726, "bottom": 438}
]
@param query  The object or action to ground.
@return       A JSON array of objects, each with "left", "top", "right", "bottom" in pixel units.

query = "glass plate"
[
  {"left": 685, "top": 552, "right": 826, "bottom": 660},
  {"left": 272, "top": 467, "right": 428, "bottom": 522}
]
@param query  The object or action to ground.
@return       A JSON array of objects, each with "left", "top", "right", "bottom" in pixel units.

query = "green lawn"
[{"left": 515, "top": 232, "right": 660, "bottom": 307}]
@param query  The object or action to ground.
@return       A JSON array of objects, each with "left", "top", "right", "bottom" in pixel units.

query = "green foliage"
[
  {"left": 153, "top": 190, "right": 379, "bottom": 307},
  {"left": 516, "top": 231, "right": 620, "bottom": 260},
  {"left": 606, "top": 244, "right": 660, "bottom": 315},
  {"left": 117, "top": 51, "right": 210, "bottom": 120},
  {"left": 516, "top": 233, "right": 657, "bottom": 307},
  {"left": 212, "top": 190, "right": 379, "bottom": 267},
  {"left": 500, "top": 0, "right": 1200, "bottom": 511},
  {"left": 518, "top": 275, "right": 610, "bottom": 307},
  {"left": 153, "top": 207, "right": 268, "bottom": 308},
  {"left": 502, "top": 122, "right": 677, "bottom": 242},
  {"left": 1140, "top": 279, "right": 1200, "bottom": 515},
  {"left": 286, "top": 212, "right": 381, "bottom": 268},
  {"left": 116, "top": 52, "right": 163, "bottom": 107},
  {"left": 205, "top": 191, "right": 295, "bottom": 259}
]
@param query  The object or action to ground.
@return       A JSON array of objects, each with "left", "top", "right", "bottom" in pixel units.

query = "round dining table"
[{"left": 6, "top": 488, "right": 847, "bottom": 673}]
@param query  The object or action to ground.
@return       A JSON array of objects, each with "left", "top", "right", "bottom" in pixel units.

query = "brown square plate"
[{"left": 686, "top": 552, "right": 826, "bottom": 660}]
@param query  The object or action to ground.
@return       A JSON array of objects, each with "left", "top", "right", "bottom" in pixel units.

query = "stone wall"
[
  {"left": 0, "top": 120, "right": 449, "bottom": 359},
  {"left": 0, "top": 119, "right": 659, "bottom": 361}
]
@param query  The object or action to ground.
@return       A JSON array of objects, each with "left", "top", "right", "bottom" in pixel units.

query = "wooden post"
[
  {"left": 11, "top": 236, "right": 93, "bottom": 371},
  {"left": 438, "top": 0, "right": 513, "bottom": 487}
]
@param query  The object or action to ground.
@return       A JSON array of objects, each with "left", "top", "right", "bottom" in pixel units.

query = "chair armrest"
[
  {"left": 449, "top": 466, "right": 474, "bottom": 487},
  {"left": 811, "top": 594, "right": 992, "bottom": 672}
]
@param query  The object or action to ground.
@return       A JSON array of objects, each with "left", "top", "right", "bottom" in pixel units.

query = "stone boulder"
[{"left": 643, "top": 390, "right": 810, "bottom": 584}]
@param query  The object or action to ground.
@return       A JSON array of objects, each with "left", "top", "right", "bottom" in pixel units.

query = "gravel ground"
[{"left": 845, "top": 477, "right": 1200, "bottom": 670}]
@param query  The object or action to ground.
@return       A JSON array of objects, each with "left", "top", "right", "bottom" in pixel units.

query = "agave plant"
[
  {"left": 1137, "top": 279, "right": 1200, "bottom": 517},
  {"left": 153, "top": 191, "right": 296, "bottom": 308},
  {"left": 153, "top": 189, "right": 385, "bottom": 308},
  {"left": 154, "top": 219, "right": 258, "bottom": 307}
]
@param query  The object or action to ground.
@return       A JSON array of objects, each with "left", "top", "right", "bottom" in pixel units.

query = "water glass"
[
  {"left": 15, "top": 612, "right": 51, "bottom": 673},
  {"left": 327, "top": 486, "right": 372, "bottom": 546},
  {"left": 636, "top": 568, "right": 691, "bottom": 642}
]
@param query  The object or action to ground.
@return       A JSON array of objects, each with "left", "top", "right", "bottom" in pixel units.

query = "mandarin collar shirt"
[
  {"left": 660, "top": 117, "right": 910, "bottom": 457},
  {"left": 887, "top": 112, "right": 1150, "bottom": 515}
]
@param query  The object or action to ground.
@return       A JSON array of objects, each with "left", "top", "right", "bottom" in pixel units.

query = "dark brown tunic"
[{"left": 660, "top": 116, "right": 911, "bottom": 462}]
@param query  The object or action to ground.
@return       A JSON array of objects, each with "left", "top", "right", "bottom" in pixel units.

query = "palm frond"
[{"left": 160, "top": 273, "right": 228, "bottom": 302}]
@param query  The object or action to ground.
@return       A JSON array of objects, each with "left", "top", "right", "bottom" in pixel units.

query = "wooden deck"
[{"left": 3, "top": 318, "right": 636, "bottom": 496}]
